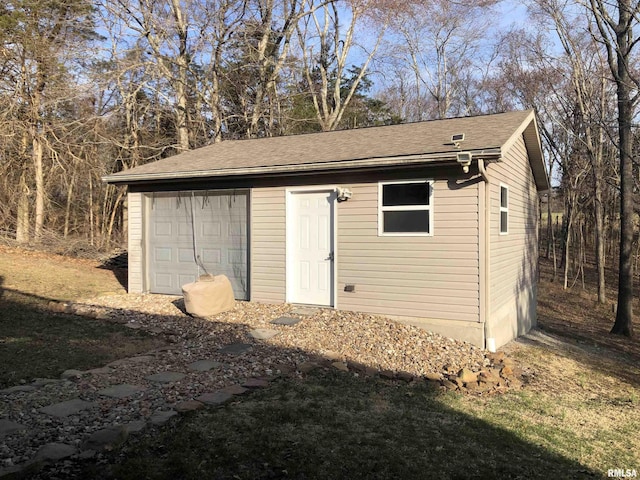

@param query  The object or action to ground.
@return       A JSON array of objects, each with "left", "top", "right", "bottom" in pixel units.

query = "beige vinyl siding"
[
  {"left": 250, "top": 187, "right": 286, "bottom": 303},
  {"left": 488, "top": 135, "right": 539, "bottom": 346},
  {"left": 127, "top": 192, "right": 144, "bottom": 293},
  {"left": 337, "top": 180, "right": 480, "bottom": 323}
]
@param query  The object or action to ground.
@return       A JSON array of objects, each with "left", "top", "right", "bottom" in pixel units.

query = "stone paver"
[
  {"left": 270, "top": 316, "right": 302, "bottom": 326},
  {"left": 83, "top": 426, "right": 128, "bottom": 451},
  {"left": 249, "top": 328, "right": 279, "bottom": 340},
  {"left": 196, "top": 391, "right": 233, "bottom": 406},
  {"left": 31, "top": 378, "right": 60, "bottom": 387},
  {"left": 123, "top": 420, "right": 146, "bottom": 434},
  {"left": 86, "top": 367, "right": 112, "bottom": 375},
  {"left": 0, "top": 419, "right": 27, "bottom": 438},
  {"left": 221, "top": 384, "right": 249, "bottom": 396},
  {"left": 34, "top": 443, "right": 77, "bottom": 462},
  {"left": 98, "top": 384, "right": 146, "bottom": 399},
  {"left": 187, "top": 360, "right": 222, "bottom": 372},
  {"left": 145, "top": 372, "right": 186, "bottom": 383},
  {"left": 0, "top": 385, "right": 37, "bottom": 395},
  {"left": 242, "top": 378, "right": 269, "bottom": 389},
  {"left": 290, "top": 306, "right": 319, "bottom": 315},
  {"left": 108, "top": 355, "right": 155, "bottom": 367},
  {"left": 150, "top": 410, "right": 178, "bottom": 426},
  {"left": 39, "top": 399, "right": 96, "bottom": 418},
  {"left": 174, "top": 400, "right": 205, "bottom": 413},
  {"left": 60, "top": 369, "right": 84, "bottom": 379},
  {"left": 218, "top": 343, "right": 252, "bottom": 355}
]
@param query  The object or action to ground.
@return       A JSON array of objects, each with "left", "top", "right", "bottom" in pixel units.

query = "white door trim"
[{"left": 285, "top": 186, "right": 338, "bottom": 308}]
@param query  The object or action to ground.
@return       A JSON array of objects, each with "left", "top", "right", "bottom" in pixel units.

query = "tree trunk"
[
  {"left": 593, "top": 160, "right": 606, "bottom": 303},
  {"left": 16, "top": 170, "right": 30, "bottom": 244},
  {"left": 611, "top": 1, "right": 635, "bottom": 337},
  {"left": 32, "top": 133, "right": 44, "bottom": 239},
  {"left": 63, "top": 173, "right": 75, "bottom": 238},
  {"left": 612, "top": 74, "right": 634, "bottom": 336}
]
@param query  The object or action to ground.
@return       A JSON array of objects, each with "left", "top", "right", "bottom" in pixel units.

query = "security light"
[{"left": 456, "top": 151, "right": 473, "bottom": 173}]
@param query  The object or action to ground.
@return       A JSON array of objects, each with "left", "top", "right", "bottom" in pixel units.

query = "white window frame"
[
  {"left": 499, "top": 184, "right": 509, "bottom": 235},
  {"left": 378, "top": 179, "right": 434, "bottom": 237}
]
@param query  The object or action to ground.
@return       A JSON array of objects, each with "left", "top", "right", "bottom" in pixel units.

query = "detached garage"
[{"left": 105, "top": 110, "right": 549, "bottom": 350}]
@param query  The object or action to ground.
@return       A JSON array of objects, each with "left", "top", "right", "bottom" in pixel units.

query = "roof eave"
[
  {"left": 103, "top": 149, "right": 503, "bottom": 185},
  {"left": 501, "top": 110, "right": 550, "bottom": 192}
]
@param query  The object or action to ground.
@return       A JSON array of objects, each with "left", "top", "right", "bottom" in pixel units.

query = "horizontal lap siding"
[
  {"left": 489, "top": 135, "right": 539, "bottom": 319},
  {"left": 127, "top": 192, "right": 144, "bottom": 293},
  {"left": 337, "top": 180, "right": 480, "bottom": 323},
  {"left": 250, "top": 187, "right": 286, "bottom": 303}
]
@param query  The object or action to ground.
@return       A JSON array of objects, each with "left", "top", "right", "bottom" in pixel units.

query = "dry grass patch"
[{"left": 0, "top": 246, "right": 163, "bottom": 387}]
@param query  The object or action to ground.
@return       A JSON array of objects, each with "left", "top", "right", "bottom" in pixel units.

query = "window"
[
  {"left": 378, "top": 180, "right": 433, "bottom": 236},
  {"left": 500, "top": 184, "right": 509, "bottom": 234}
]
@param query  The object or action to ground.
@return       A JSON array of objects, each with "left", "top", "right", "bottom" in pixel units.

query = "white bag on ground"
[{"left": 182, "top": 274, "right": 235, "bottom": 317}]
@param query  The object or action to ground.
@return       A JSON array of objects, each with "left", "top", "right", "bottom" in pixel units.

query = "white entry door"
[{"left": 288, "top": 190, "right": 335, "bottom": 306}]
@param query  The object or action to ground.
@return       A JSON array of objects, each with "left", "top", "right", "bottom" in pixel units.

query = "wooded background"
[{"left": 1, "top": 0, "right": 639, "bottom": 334}]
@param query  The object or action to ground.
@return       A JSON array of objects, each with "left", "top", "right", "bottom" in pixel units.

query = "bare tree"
[
  {"left": 295, "top": 0, "right": 388, "bottom": 131},
  {"left": 386, "top": 0, "right": 498, "bottom": 120},
  {"left": 531, "top": 0, "right": 614, "bottom": 303},
  {"left": 587, "top": 0, "right": 640, "bottom": 337}
]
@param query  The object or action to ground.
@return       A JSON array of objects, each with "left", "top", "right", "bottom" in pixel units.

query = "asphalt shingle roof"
[{"left": 104, "top": 110, "right": 547, "bottom": 190}]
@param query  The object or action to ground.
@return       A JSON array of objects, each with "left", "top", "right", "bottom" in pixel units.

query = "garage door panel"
[
  {"left": 154, "top": 222, "right": 173, "bottom": 237},
  {"left": 154, "top": 273, "right": 173, "bottom": 289},
  {"left": 201, "top": 248, "right": 221, "bottom": 264},
  {"left": 177, "top": 222, "right": 192, "bottom": 238},
  {"left": 178, "top": 248, "right": 194, "bottom": 263},
  {"left": 147, "top": 191, "right": 248, "bottom": 299},
  {"left": 201, "top": 222, "right": 221, "bottom": 238},
  {"left": 154, "top": 247, "right": 172, "bottom": 263},
  {"left": 178, "top": 274, "right": 195, "bottom": 287}
]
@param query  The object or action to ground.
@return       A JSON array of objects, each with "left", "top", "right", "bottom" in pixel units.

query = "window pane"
[
  {"left": 500, "top": 186, "right": 508, "bottom": 208},
  {"left": 384, "top": 210, "right": 430, "bottom": 233},
  {"left": 383, "top": 183, "right": 430, "bottom": 206},
  {"left": 500, "top": 211, "right": 508, "bottom": 233}
]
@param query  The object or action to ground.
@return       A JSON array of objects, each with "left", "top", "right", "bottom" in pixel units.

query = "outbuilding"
[{"left": 104, "top": 109, "right": 549, "bottom": 350}]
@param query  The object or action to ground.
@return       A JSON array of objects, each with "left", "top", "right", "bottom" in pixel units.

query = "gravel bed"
[{"left": 0, "top": 294, "right": 492, "bottom": 474}]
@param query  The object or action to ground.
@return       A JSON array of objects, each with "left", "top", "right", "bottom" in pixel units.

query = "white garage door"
[{"left": 147, "top": 190, "right": 248, "bottom": 299}]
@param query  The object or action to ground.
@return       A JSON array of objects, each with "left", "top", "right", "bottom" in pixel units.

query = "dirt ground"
[{"left": 536, "top": 257, "right": 640, "bottom": 369}]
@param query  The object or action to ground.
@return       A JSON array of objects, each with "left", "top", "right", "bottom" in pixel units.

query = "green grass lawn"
[
  {"left": 0, "top": 289, "right": 164, "bottom": 387},
  {"left": 86, "top": 370, "right": 611, "bottom": 480}
]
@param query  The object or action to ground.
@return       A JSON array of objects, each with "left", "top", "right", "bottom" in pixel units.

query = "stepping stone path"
[
  {"left": 150, "top": 410, "right": 178, "bottom": 426},
  {"left": 218, "top": 343, "right": 252, "bottom": 355},
  {"left": 108, "top": 355, "right": 155, "bottom": 367},
  {"left": 187, "top": 360, "right": 222, "bottom": 372},
  {"left": 196, "top": 391, "right": 234, "bottom": 406},
  {"left": 249, "top": 328, "right": 279, "bottom": 340},
  {"left": 1, "top": 344, "right": 277, "bottom": 477},
  {"left": 98, "top": 384, "right": 146, "bottom": 399},
  {"left": 271, "top": 316, "right": 302, "bottom": 326},
  {"left": 82, "top": 426, "right": 128, "bottom": 452},
  {"left": 221, "top": 384, "right": 248, "bottom": 395},
  {"left": 61, "top": 369, "right": 84, "bottom": 379},
  {"left": 124, "top": 420, "right": 146, "bottom": 434},
  {"left": 0, "top": 385, "right": 37, "bottom": 394},
  {"left": 0, "top": 419, "right": 26, "bottom": 438},
  {"left": 39, "top": 399, "right": 96, "bottom": 418},
  {"left": 242, "top": 378, "right": 269, "bottom": 389},
  {"left": 145, "top": 372, "right": 186, "bottom": 383},
  {"left": 174, "top": 400, "right": 205, "bottom": 413},
  {"left": 34, "top": 443, "right": 77, "bottom": 462},
  {"left": 86, "top": 367, "right": 112, "bottom": 375},
  {"left": 290, "top": 306, "right": 319, "bottom": 315}
]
